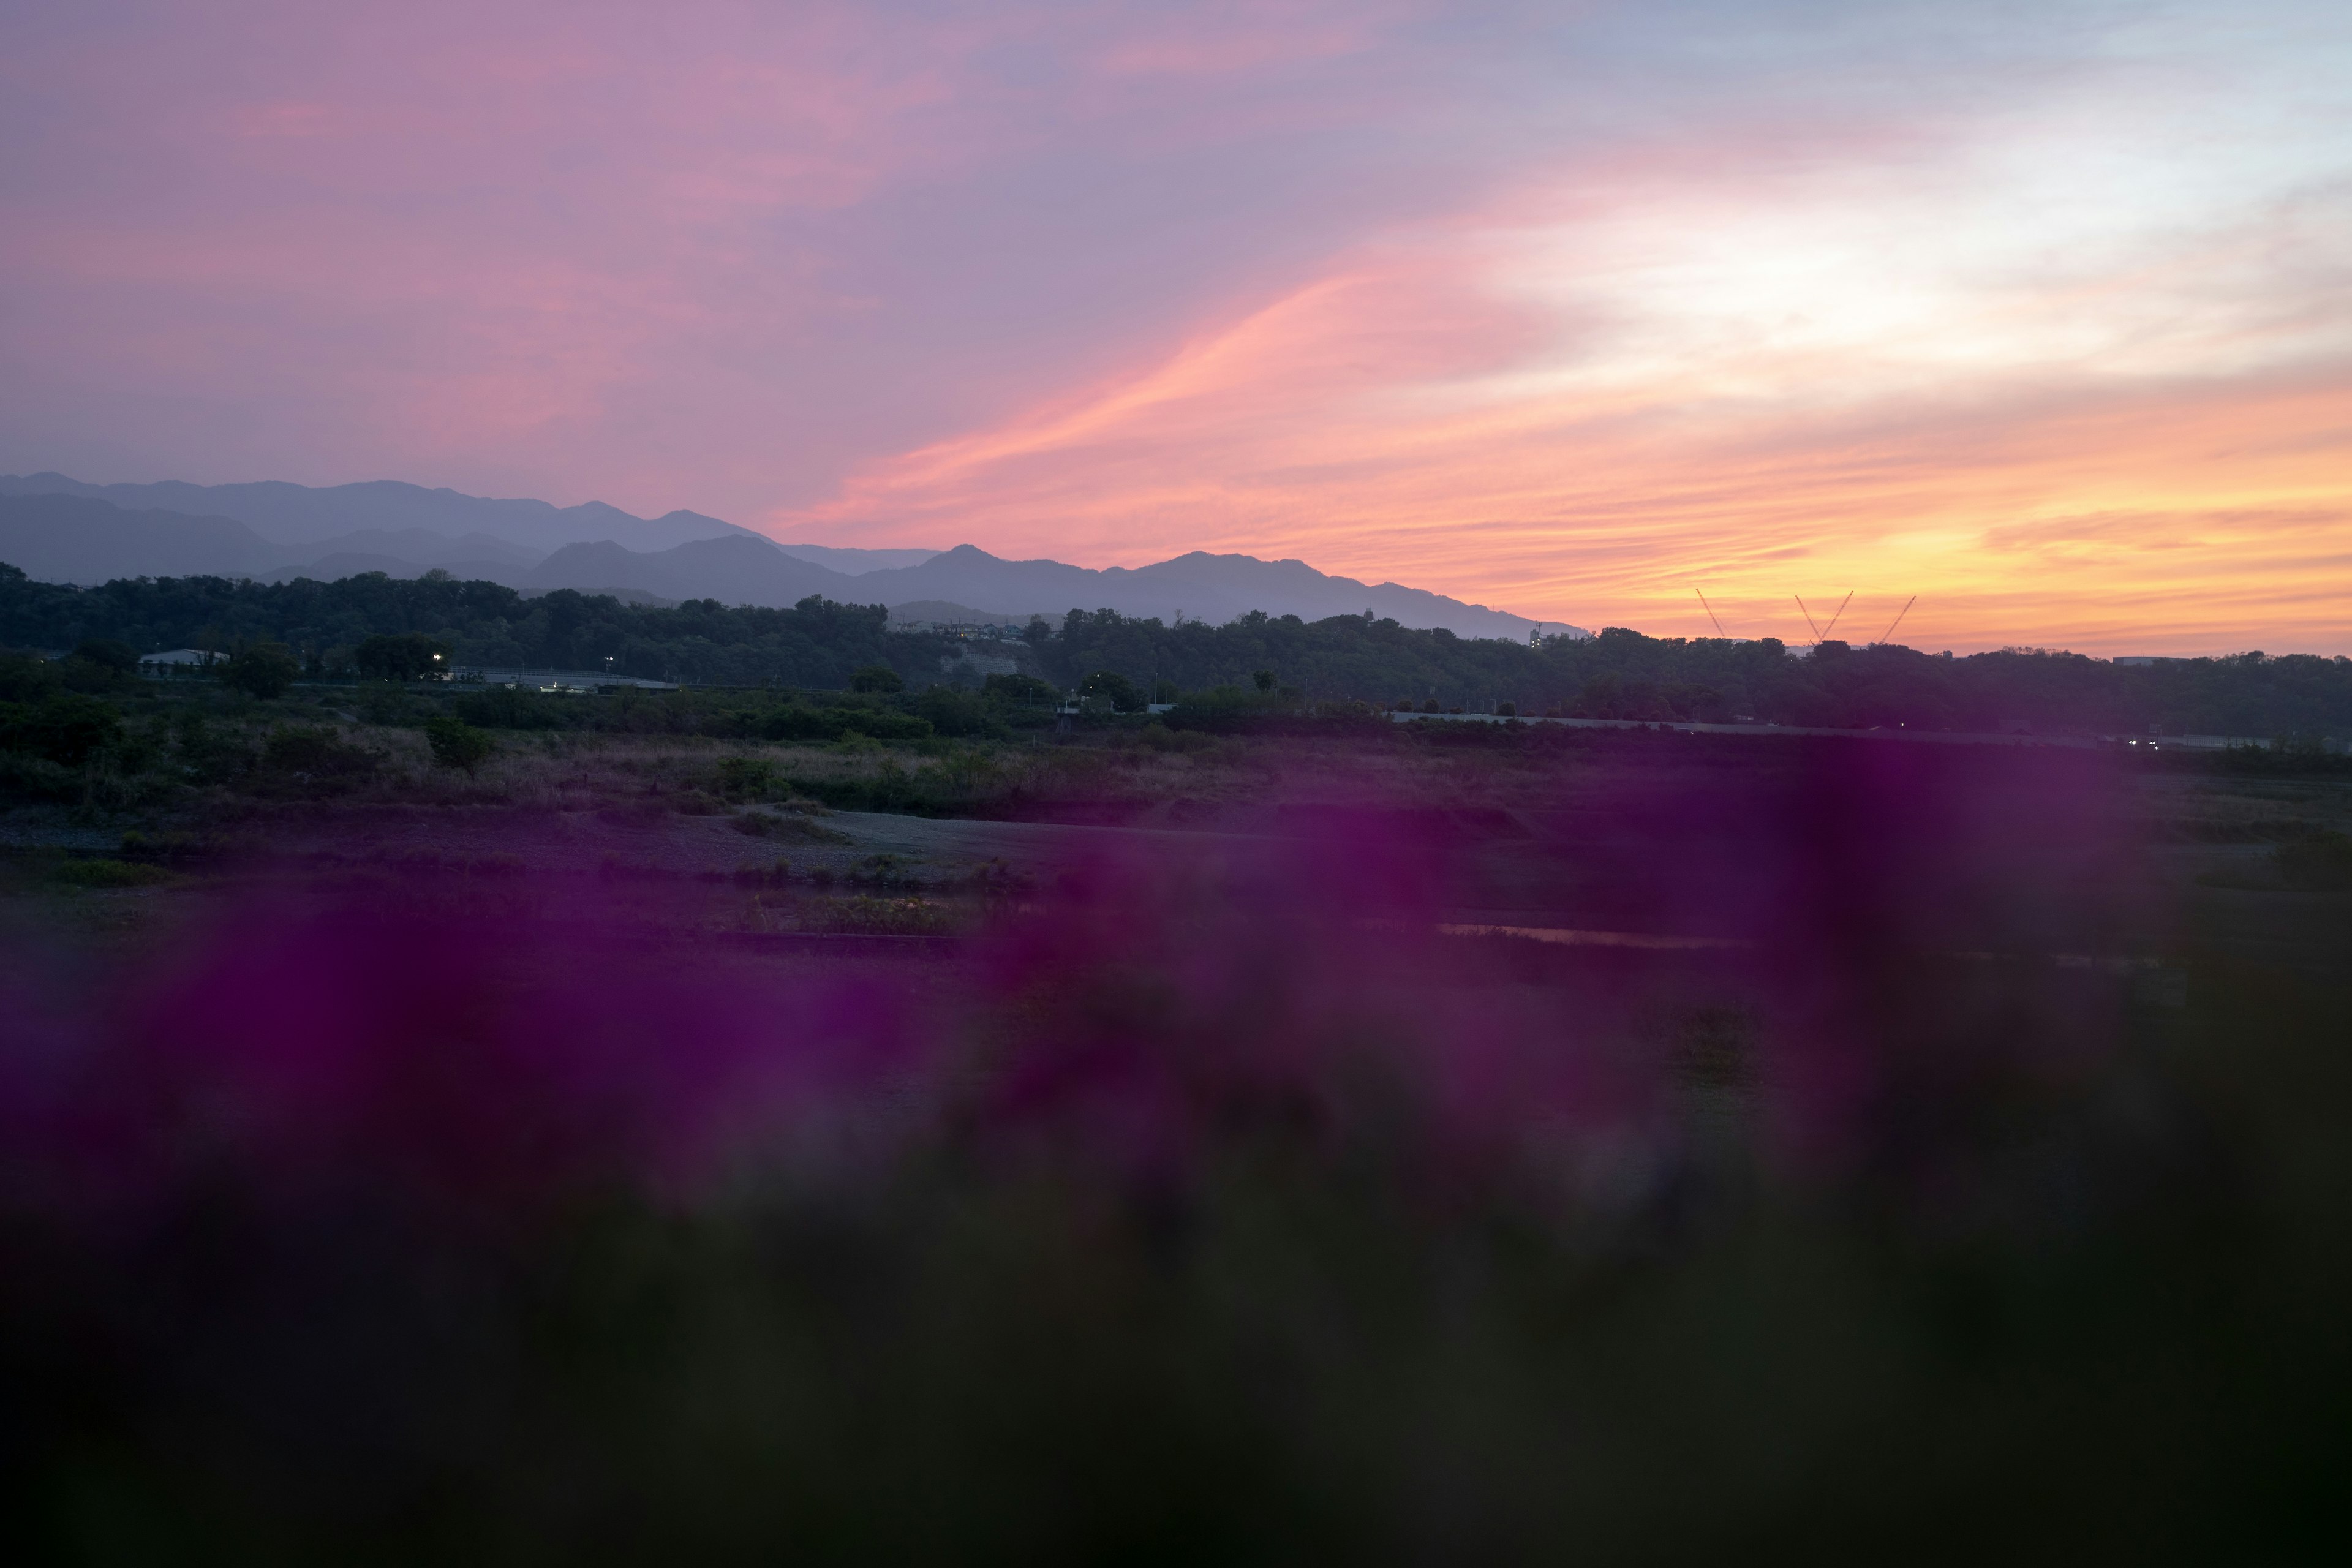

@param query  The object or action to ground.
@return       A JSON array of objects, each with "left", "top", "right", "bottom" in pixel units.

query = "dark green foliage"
[
  {"left": 0, "top": 693, "right": 122, "bottom": 766},
  {"left": 915, "top": 684, "right": 994, "bottom": 736},
  {"left": 0, "top": 652, "right": 59, "bottom": 703},
  {"left": 259, "top": 725, "right": 382, "bottom": 784},
  {"left": 749, "top": 703, "right": 931, "bottom": 743},
  {"left": 172, "top": 713, "right": 255, "bottom": 786},
  {"left": 0, "top": 750, "right": 78, "bottom": 800},
  {"left": 714, "top": 756, "right": 785, "bottom": 800},
  {"left": 0, "top": 565, "right": 944, "bottom": 691},
  {"left": 423, "top": 715, "right": 495, "bottom": 773},
  {"left": 984, "top": 672, "right": 1058, "bottom": 708},
  {"left": 450, "top": 684, "right": 575, "bottom": 730},
  {"left": 217, "top": 640, "right": 301, "bottom": 699},
  {"left": 4, "top": 559, "right": 2347, "bottom": 736},
  {"left": 1082, "top": 669, "right": 1145, "bottom": 712},
  {"left": 49, "top": 858, "right": 173, "bottom": 888},
  {"left": 70, "top": 638, "right": 140, "bottom": 676},
  {"left": 1050, "top": 608, "right": 2352, "bottom": 738},
  {"left": 355, "top": 631, "right": 453, "bottom": 681},
  {"left": 850, "top": 663, "right": 905, "bottom": 693}
]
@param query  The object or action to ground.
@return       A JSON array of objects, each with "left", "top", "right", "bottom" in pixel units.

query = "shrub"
[
  {"left": 452, "top": 685, "right": 572, "bottom": 731},
  {"left": 850, "top": 665, "right": 904, "bottom": 694},
  {"left": 0, "top": 750, "right": 78, "bottom": 801},
  {"left": 173, "top": 714, "right": 257, "bottom": 785},
  {"left": 733, "top": 810, "right": 851, "bottom": 844},
  {"left": 260, "top": 725, "right": 383, "bottom": 786},
  {"left": 424, "top": 716, "right": 496, "bottom": 774},
  {"left": 0, "top": 693, "right": 123, "bottom": 766},
  {"left": 50, "top": 858, "right": 173, "bottom": 889},
  {"left": 715, "top": 756, "right": 784, "bottom": 800}
]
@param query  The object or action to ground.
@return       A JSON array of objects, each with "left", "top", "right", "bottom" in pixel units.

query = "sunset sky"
[{"left": 3, "top": 1, "right": 2346, "bottom": 653}]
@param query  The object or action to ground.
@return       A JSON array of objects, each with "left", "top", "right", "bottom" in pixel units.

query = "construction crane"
[
  {"left": 1694, "top": 589, "right": 1727, "bottom": 638},
  {"left": 1871, "top": 596, "right": 1918, "bottom": 646},
  {"left": 1793, "top": 592, "right": 1852, "bottom": 646}
]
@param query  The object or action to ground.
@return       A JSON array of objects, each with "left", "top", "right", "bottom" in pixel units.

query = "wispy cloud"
[{"left": 1, "top": 1, "right": 2345, "bottom": 650}]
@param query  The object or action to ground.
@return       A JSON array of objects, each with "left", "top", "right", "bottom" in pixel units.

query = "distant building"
[{"left": 140, "top": 649, "right": 217, "bottom": 676}]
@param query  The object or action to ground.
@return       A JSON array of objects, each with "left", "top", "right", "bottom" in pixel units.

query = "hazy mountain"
[
  {"left": 286, "top": 528, "right": 544, "bottom": 569},
  {"left": 0, "top": 494, "right": 281, "bottom": 583},
  {"left": 0, "top": 476, "right": 1573, "bottom": 639},
  {"left": 771, "top": 542, "right": 941, "bottom": 575},
  {"left": 851, "top": 546, "right": 1564, "bottom": 641},
  {"left": 522, "top": 535, "right": 854, "bottom": 606},
  {"left": 258, "top": 555, "right": 540, "bottom": 587},
  {"left": 0, "top": 473, "right": 747, "bottom": 554},
  {"left": 886, "top": 600, "right": 1057, "bottom": 627}
]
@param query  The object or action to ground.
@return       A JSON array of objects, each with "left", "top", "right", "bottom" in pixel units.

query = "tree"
[
  {"left": 983, "top": 673, "right": 1057, "bottom": 709},
  {"left": 355, "top": 633, "right": 452, "bottom": 682},
  {"left": 850, "top": 665, "right": 904, "bottom": 693},
  {"left": 70, "top": 639, "right": 140, "bottom": 677},
  {"left": 423, "top": 715, "right": 494, "bottom": 774},
  {"left": 1081, "top": 670, "right": 1144, "bottom": 712},
  {"left": 218, "top": 641, "right": 301, "bottom": 700},
  {"left": 1252, "top": 669, "right": 1276, "bottom": 693}
]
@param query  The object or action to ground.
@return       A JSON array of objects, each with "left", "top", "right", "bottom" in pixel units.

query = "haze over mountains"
[{"left": 0, "top": 474, "right": 1567, "bottom": 641}]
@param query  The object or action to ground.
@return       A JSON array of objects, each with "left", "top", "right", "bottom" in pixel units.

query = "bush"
[
  {"left": 0, "top": 750, "right": 79, "bottom": 801},
  {"left": 753, "top": 704, "right": 932, "bottom": 744},
  {"left": 217, "top": 641, "right": 302, "bottom": 700},
  {"left": 423, "top": 715, "right": 495, "bottom": 773},
  {"left": 850, "top": 665, "right": 905, "bottom": 694},
  {"left": 50, "top": 858, "right": 173, "bottom": 888},
  {"left": 259, "top": 725, "right": 383, "bottom": 786},
  {"left": 173, "top": 714, "right": 257, "bottom": 785},
  {"left": 451, "top": 685, "right": 573, "bottom": 731},
  {"left": 0, "top": 693, "right": 123, "bottom": 766},
  {"left": 733, "top": 810, "right": 851, "bottom": 844},
  {"left": 715, "top": 756, "right": 785, "bottom": 800}
]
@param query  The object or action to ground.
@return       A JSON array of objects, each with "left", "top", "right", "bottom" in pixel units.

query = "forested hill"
[
  {"left": 4, "top": 565, "right": 2348, "bottom": 739},
  {"left": 0, "top": 565, "right": 942, "bottom": 691}
]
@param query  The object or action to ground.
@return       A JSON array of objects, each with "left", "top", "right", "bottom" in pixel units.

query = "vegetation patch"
[
  {"left": 50, "top": 858, "right": 175, "bottom": 888},
  {"left": 801, "top": 894, "right": 951, "bottom": 935}
]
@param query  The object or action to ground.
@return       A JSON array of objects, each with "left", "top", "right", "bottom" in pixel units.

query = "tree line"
[
  {"left": 1050, "top": 609, "right": 2352, "bottom": 739},
  {"left": 0, "top": 565, "right": 950, "bottom": 690},
  {"left": 4, "top": 564, "right": 2348, "bottom": 738}
]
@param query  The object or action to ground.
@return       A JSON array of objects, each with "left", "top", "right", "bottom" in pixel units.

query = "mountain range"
[{"left": 0, "top": 474, "right": 1574, "bottom": 640}]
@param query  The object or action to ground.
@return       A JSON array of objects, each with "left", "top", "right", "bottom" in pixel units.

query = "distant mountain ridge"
[{"left": 0, "top": 475, "right": 1577, "bottom": 640}]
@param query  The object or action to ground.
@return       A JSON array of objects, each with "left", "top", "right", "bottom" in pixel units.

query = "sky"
[{"left": 2, "top": 1, "right": 2347, "bottom": 654}]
